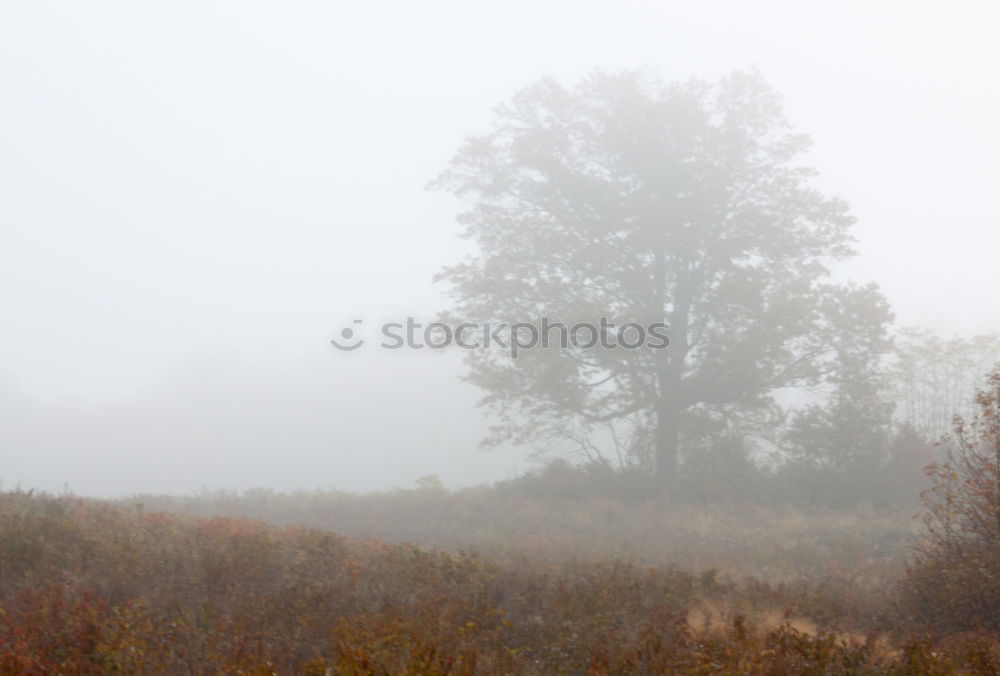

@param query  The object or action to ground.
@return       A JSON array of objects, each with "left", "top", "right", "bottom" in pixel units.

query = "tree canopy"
[{"left": 434, "top": 70, "right": 893, "bottom": 484}]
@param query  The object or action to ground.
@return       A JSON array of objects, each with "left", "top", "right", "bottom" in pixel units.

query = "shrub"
[{"left": 901, "top": 369, "right": 1000, "bottom": 632}]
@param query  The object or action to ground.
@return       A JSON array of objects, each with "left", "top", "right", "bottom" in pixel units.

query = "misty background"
[{"left": 1, "top": 1, "right": 997, "bottom": 496}]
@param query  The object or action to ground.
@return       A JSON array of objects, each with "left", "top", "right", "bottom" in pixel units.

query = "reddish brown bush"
[{"left": 901, "top": 369, "right": 1000, "bottom": 634}]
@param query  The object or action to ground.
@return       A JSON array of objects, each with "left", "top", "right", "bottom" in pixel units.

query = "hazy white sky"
[{"left": 1, "top": 1, "right": 998, "bottom": 495}]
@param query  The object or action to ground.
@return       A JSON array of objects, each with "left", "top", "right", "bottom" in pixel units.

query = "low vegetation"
[
  {"left": 131, "top": 480, "right": 914, "bottom": 585},
  {"left": 0, "top": 485, "right": 997, "bottom": 674}
]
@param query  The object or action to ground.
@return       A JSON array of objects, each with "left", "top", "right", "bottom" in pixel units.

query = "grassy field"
[
  {"left": 131, "top": 485, "right": 917, "bottom": 585},
  {"left": 3, "top": 486, "right": 999, "bottom": 673}
]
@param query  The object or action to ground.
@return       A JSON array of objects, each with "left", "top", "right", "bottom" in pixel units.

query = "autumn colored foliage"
[
  {"left": 0, "top": 486, "right": 998, "bottom": 674},
  {"left": 900, "top": 370, "right": 1000, "bottom": 634}
]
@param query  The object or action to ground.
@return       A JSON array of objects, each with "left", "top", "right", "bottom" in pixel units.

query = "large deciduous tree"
[{"left": 433, "top": 70, "right": 891, "bottom": 484}]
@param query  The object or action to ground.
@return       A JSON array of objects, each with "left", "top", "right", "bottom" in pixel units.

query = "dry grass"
[
  {"left": 129, "top": 486, "right": 917, "bottom": 584},
  {"left": 4, "top": 488, "right": 996, "bottom": 673}
]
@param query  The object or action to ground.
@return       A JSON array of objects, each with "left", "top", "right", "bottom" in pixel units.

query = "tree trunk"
[
  {"left": 654, "top": 405, "right": 679, "bottom": 485},
  {"left": 650, "top": 239, "right": 687, "bottom": 488}
]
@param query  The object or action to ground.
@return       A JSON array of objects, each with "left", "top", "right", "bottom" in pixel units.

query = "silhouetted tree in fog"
[
  {"left": 892, "top": 328, "right": 1000, "bottom": 442},
  {"left": 434, "top": 70, "right": 891, "bottom": 486},
  {"left": 779, "top": 284, "right": 897, "bottom": 505}
]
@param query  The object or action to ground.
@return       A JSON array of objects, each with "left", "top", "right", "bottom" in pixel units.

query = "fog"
[{"left": 1, "top": 1, "right": 998, "bottom": 496}]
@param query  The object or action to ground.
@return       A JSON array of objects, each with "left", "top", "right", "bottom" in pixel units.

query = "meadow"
[
  {"left": 131, "top": 482, "right": 915, "bottom": 585},
  {"left": 2, "top": 482, "right": 999, "bottom": 674}
]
